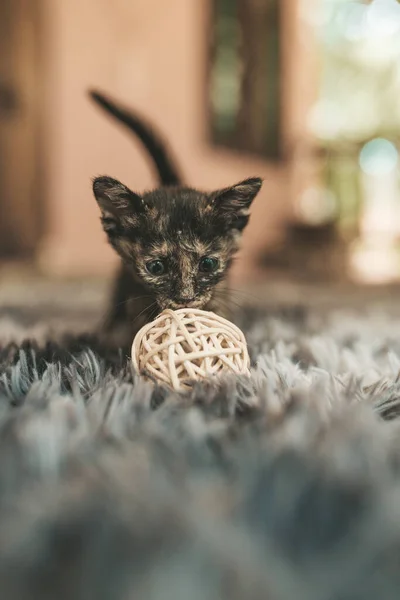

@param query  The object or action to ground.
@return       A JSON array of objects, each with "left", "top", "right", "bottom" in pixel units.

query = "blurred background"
[{"left": 2, "top": 0, "right": 400, "bottom": 319}]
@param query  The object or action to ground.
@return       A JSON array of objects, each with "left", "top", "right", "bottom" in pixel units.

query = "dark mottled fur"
[{"left": 89, "top": 90, "right": 262, "bottom": 350}]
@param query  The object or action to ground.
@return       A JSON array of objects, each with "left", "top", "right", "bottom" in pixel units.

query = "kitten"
[{"left": 89, "top": 90, "right": 262, "bottom": 351}]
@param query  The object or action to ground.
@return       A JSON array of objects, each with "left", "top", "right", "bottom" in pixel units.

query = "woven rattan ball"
[{"left": 132, "top": 308, "right": 250, "bottom": 390}]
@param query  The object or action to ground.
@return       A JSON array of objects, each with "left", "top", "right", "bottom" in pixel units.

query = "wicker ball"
[{"left": 132, "top": 308, "right": 250, "bottom": 390}]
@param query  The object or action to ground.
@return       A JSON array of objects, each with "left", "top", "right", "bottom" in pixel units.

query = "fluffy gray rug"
[{"left": 1, "top": 293, "right": 400, "bottom": 600}]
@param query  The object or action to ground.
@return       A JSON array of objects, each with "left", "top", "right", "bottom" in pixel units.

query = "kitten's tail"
[{"left": 88, "top": 89, "right": 182, "bottom": 186}]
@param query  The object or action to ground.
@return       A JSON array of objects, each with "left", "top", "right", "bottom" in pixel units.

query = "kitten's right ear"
[
  {"left": 210, "top": 177, "right": 263, "bottom": 232},
  {"left": 92, "top": 176, "right": 143, "bottom": 234}
]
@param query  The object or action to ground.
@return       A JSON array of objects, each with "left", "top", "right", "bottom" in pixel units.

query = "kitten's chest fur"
[{"left": 101, "top": 263, "right": 230, "bottom": 352}]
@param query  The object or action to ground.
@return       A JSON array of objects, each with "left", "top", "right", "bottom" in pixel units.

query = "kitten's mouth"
[
  {"left": 159, "top": 296, "right": 211, "bottom": 311},
  {"left": 167, "top": 300, "right": 205, "bottom": 310}
]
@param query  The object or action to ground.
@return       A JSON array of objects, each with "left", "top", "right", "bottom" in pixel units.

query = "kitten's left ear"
[{"left": 211, "top": 177, "right": 263, "bottom": 231}]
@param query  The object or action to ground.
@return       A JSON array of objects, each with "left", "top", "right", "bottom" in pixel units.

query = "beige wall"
[{"left": 37, "top": 0, "right": 317, "bottom": 283}]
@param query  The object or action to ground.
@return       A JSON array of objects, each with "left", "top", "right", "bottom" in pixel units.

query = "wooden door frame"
[
  {"left": 0, "top": 0, "right": 44, "bottom": 259},
  {"left": 203, "top": 0, "right": 319, "bottom": 163}
]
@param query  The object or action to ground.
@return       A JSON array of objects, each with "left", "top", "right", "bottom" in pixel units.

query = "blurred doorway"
[
  {"left": 0, "top": 0, "right": 42, "bottom": 259},
  {"left": 208, "top": 0, "right": 281, "bottom": 159}
]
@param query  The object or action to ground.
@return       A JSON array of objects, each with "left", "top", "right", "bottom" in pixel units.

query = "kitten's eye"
[
  {"left": 199, "top": 257, "right": 219, "bottom": 273},
  {"left": 146, "top": 259, "right": 166, "bottom": 276}
]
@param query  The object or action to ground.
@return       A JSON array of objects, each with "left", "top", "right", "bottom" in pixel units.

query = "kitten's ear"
[
  {"left": 211, "top": 177, "right": 263, "bottom": 231},
  {"left": 93, "top": 176, "right": 143, "bottom": 222}
]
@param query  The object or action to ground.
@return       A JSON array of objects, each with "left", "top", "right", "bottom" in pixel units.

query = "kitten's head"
[{"left": 93, "top": 176, "right": 262, "bottom": 310}]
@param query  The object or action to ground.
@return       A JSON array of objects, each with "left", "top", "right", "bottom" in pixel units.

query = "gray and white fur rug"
[{"left": 1, "top": 292, "right": 400, "bottom": 600}]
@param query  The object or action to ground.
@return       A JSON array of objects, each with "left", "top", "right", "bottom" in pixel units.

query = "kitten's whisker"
[
  {"left": 113, "top": 294, "right": 154, "bottom": 308},
  {"left": 98, "top": 295, "right": 154, "bottom": 329},
  {"left": 230, "top": 286, "right": 260, "bottom": 298},
  {"left": 132, "top": 301, "right": 158, "bottom": 326},
  {"left": 212, "top": 294, "right": 237, "bottom": 317},
  {"left": 129, "top": 294, "right": 153, "bottom": 301},
  {"left": 217, "top": 287, "right": 261, "bottom": 304},
  {"left": 214, "top": 290, "right": 243, "bottom": 309},
  {"left": 149, "top": 303, "right": 161, "bottom": 321}
]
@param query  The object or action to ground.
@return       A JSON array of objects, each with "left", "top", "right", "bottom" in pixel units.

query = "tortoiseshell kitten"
[{"left": 90, "top": 91, "right": 262, "bottom": 351}]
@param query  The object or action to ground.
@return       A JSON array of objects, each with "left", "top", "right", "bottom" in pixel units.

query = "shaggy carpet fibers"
[{"left": 2, "top": 283, "right": 400, "bottom": 599}]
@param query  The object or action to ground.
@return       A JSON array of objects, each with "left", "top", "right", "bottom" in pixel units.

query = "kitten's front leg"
[{"left": 99, "top": 263, "right": 156, "bottom": 352}]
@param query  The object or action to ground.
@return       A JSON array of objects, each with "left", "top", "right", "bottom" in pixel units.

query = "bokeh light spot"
[{"left": 359, "top": 138, "right": 398, "bottom": 176}]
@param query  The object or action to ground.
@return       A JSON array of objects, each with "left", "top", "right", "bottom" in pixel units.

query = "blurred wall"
[{"left": 37, "top": 0, "right": 317, "bottom": 283}]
